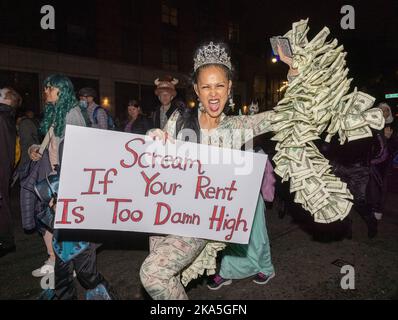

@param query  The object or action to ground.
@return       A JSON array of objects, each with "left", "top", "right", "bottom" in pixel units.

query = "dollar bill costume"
[
  {"left": 271, "top": 19, "right": 384, "bottom": 223},
  {"left": 140, "top": 20, "right": 384, "bottom": 300}
]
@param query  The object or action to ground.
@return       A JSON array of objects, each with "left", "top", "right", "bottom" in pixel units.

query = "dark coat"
[
  {"left": 18, "top": 117, "right": 40, "bottom": 168},
  {"left": 19, "top": 151, "right": 52, "bottom": 232},
  {"left": 0, "top": 104, "right": 16, "bottom": 178},
  {"left": 0, "top": 103, "right": 16, "bottom": 239},
  {"left": 320, "top": 135, "right": 374, "bottom": 220},
  {"left": 320, "top": 135, "right": 373, "bottom": 167},
  {"left": 128, "top": 115, "right": 153, "bottom": 135},
  {"left": 153, "top": 103, "right": 178, "bottom": 129}
]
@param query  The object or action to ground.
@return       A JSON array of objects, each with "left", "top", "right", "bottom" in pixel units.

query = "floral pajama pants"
[{"left": 140, "top": 235, "right": 207, "bottom": 300}]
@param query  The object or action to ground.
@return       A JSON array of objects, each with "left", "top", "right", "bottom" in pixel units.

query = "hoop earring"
[
  {"left": 229, "top": 95, "right": 235, "bottom": 108},
  {"left": 198, "top": 99, "right": 206, "bottom": 113}
]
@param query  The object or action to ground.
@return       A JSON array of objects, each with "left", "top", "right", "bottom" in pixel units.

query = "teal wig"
[{"left": 40, "top": 74, "right": 79, "bottom": 137}]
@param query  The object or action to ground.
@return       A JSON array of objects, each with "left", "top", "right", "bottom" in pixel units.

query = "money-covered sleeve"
[{"left": 231, "top": 110, "right": 276, "bottom": 137}]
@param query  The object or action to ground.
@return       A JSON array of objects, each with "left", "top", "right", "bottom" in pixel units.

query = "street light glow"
[{"left": 102, "top": 97, "right": 110, "bottom": 108}]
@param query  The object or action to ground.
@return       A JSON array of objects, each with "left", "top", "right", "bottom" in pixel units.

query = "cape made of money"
[{"left": 271, "top": 19, "right": 385, "bottom": 224}]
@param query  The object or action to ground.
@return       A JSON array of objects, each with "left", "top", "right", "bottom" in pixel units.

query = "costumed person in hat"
[
  {"left": 78, "top": 87, "right": 110, "bottom": 130},
  {"left": 153, "top": 76, "right": 179, "bottom": 130},
  {"left": 25, "top": 74, "right": 115, "bottom": 299}
]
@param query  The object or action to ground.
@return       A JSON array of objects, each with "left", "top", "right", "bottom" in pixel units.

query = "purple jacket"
[{"left": 261, "top": 159, "right": 276, "bottom": 202}]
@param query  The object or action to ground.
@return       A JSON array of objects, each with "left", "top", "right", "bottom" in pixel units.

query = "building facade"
[{"left": 0, "top": 0, "right": 285, "bottom": 122}]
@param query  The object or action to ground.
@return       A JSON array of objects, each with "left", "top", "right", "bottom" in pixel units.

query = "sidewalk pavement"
[{"left": 0, "top": 189, "right": 397, "bottom": 300}]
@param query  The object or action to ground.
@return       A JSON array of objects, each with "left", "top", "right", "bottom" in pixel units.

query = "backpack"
[{"left": 93, "top": 106, "right": 116, "bottom": 130}]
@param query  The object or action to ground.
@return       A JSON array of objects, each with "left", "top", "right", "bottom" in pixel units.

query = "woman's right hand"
[
  {"left": 29, "top": 146, "right": 42, "bottom": 161},
  {"left": 148, "top": 129, "right": 174, "bottom": 145}
]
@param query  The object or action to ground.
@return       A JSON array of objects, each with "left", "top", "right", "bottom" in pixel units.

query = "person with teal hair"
[
  {"left": 25, "top": 74, "right": 115, "bottom": 299},
  {"left": 39, "top": 74, "right": 85, "bottom": 139},
  {"left": 26, "top": 74, "right": 86, "bottom": 280}
]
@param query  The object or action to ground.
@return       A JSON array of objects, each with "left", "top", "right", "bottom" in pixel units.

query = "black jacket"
[
  {"left": 320, "top": 135, "right": 373, "bottom": 167},
  {"left": 153, "top": 103, "right": 178, "bottom": 129},
  {"left": 0, "top": 103, "right": 16, "bottom": 179},
  {"left": 0, "top": 103, "right": 16, "bottom": 237},
  {"left": 18, "top": 117, "right": 41, "bottom": 168},
  {"left": 128, "top": 115, "right": 153, "bottom": 135}
]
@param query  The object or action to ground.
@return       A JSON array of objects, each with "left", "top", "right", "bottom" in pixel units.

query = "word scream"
[{"left": 121, "top": 138, "right": 205, "bottom": 175}]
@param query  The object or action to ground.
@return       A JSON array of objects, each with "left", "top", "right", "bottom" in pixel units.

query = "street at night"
[{"left": 0, "top": 0, "right": 398, "bottom": 306}]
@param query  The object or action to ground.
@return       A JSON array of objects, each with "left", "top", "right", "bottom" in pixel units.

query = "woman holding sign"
[{"left": 140, "top": 42, "right": 297, "bottom": 300}]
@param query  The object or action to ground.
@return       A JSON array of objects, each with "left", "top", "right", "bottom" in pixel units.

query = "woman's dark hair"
[{"left": 128, "top": 99, "right": 140, "bottom": 108}]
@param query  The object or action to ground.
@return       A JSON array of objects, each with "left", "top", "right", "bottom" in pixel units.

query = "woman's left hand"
[{"left": 277, "top": 45, "right": 299, "bottom": 77}]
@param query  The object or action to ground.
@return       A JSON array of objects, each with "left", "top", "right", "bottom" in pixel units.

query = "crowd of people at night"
[{"left": 0, "top": 39, "right": 397, "bottom": 300}]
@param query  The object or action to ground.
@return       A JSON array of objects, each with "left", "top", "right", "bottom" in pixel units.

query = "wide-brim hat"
[{"left": 79, "top": 87, "right": 97, "bottom": 99}]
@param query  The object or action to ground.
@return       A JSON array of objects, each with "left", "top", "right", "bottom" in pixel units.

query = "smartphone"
[{"left": 270, "top": 36, "right": 293, "bottom": 58}]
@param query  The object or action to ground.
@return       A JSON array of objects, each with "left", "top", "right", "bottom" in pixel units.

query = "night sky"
[{"left": 239, "top": 0, "right": 398, "bottom": 94}]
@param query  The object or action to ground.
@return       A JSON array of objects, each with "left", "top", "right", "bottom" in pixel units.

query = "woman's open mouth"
[{"left": 208, "top": 99, "right": 221, "bottom": 112}]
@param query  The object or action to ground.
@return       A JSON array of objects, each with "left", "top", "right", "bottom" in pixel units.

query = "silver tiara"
[{"left": 194, "top": 42, "right": 232, "bottom": 72}]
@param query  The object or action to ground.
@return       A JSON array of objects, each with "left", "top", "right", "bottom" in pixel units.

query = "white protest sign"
[{"left": 54, "top": 125, "right": 267, "bottom": 244}]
